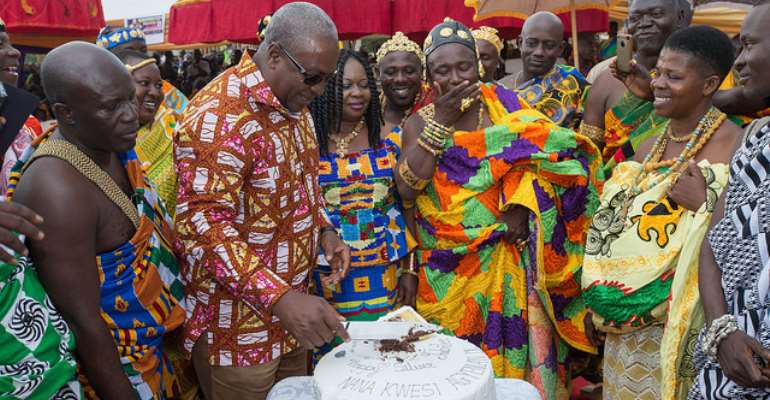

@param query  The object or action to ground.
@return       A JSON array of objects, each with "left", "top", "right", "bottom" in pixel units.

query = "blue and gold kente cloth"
[
  {"left": 8, "top": 135, "right": 186, "bottom": 400},
  {"left": 515, "top": 63, "right": 589, "bottom": 129},
  {"left": 311, "top": 129, "right": 412, "bottom": 361}
]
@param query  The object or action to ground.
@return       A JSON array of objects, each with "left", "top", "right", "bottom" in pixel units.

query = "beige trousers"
[{"left": 192, "top": 336, "right": 308, "bottom": 400}]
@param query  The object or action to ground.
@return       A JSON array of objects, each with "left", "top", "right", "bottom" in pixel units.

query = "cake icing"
[{"left": 314, "top": 334, "right": 496, "bottom": 400}]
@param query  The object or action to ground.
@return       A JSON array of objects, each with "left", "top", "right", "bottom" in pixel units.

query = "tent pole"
[{"left": 570, "top": 0, "right": 580, "bottom": 72}]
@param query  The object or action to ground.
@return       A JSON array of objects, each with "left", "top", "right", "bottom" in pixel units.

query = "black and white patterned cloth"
[{"left": 689, "top": 117, "right": 770, "bottom": 400}]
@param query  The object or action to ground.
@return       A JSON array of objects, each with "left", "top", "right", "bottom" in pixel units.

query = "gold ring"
[
  {"left": 516, "top": 239, "right": 526, "bottom": 252},
  {"left": 460, "top": 97, "right": 473, "bottom": 112}
]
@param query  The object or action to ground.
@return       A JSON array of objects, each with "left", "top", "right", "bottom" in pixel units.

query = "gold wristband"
[
  {"left": 398, "top": 159, "right": 430, "bottom": 191},
  {"left": 400, "top": 269, "right": 419, "bottom": 277},
  {"left": 417, "top": 137, "right": 444, "bottom": 157},
  {"left": 402, "top": 198, "right": 415, "bottom": 209},
  {"left": 579, "top": 121, "right": 605, "bottom": 146}
]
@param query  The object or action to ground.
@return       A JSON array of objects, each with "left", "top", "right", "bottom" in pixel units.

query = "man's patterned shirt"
[{"left": 174, "top": 53, "right": 328, "bottom": 366}]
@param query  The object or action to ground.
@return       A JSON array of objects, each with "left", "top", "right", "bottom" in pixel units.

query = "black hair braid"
[{"left": 310, "top": 49, "right": 382, "bottom": 155}]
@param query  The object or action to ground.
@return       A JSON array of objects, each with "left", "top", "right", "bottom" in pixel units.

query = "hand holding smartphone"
[{"left": 616, "top": 32, "right": 634, "bottom": 74}]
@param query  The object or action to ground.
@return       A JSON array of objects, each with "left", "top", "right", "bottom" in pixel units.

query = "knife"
[{"left": 345, "top": 321, "right": 421, "bottom": 341}]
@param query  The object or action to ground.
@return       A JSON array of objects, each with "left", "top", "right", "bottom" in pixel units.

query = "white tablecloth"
[{"left": 267, "top": 377, "right": 542, "bottom": 400}]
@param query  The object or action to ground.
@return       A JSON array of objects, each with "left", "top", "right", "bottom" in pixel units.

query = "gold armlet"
[
  {"left": 398, "top": 159, "right": 430, "bottom": 191},
  {"left": 579, "top": 121, "right": 605, "bottom": 145}
]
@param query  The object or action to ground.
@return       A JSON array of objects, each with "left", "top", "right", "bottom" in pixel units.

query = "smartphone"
[{"left": 616, "top": 33, "right": 633, "bottom": 74}]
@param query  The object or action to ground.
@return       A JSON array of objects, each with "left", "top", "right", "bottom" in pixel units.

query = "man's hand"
[
  {"left": 320, "top": 230, "right": 351, "bottom": 287},
  {"left": 610, "top": 59, "right": 654, "bottom": 102},
  {"left": 397, "top": 273, "right": 418, "bottom": 308},
  {"left": 584, "top": 312, "right": 605, "bottom": 348},
  {"left": 273, "top": 291, "right": 350, "bottom": 349},
  {"left": 668, "top": 161, "right": 707, "bottom": 212},
  {"left": 0, "top": 201, "right": 44, "bottom": 263},
  {"left": 717, "top": 330, "right": 770, "bottom": 388},
  {"left": 500, "top": 205, "right": 530, "bottom": 246}
]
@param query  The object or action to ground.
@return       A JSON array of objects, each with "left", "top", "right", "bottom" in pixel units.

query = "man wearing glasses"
[{"left": 174, "top": 3, "right": 350, "bottom": 399}]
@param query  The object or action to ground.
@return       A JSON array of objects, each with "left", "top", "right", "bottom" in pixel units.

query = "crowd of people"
[{"left": 1, "top": 0, "right": 770, "bottom": 399}]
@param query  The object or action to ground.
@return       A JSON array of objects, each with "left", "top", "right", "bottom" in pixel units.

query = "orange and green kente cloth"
[{"left": 414, "top": 83, "right": 603, "bottom": 400}]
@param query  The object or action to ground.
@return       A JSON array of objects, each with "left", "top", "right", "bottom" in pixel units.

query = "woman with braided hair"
[{"left": 308, "top": 49, "right": 416, "bottom": 359}]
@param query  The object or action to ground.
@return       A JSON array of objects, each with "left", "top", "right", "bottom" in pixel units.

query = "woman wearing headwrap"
[
  {"left": 472, "top": 26, "right": 505, "bottom": 83},
  {"left": 395, "top": 18, "right": 602, "bottom": 399}
]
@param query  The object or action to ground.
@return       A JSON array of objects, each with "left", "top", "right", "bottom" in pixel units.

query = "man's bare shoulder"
[{"left": 14, "top": 157, "right": 98, "bottom": 229}]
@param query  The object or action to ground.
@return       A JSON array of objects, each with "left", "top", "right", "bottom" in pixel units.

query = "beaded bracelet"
[
  {"left": 704, "top": 314, "right": 739, "bottom": 361},
  {"left": 422, "top": 123, "right": 448, "bottom": 145}
]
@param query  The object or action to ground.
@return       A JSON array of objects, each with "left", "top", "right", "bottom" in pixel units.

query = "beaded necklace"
[{"left": 617, "top": 106, "right": 726, "bottom": 223}]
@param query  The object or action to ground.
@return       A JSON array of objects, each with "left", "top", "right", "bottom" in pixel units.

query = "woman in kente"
[
  {"left": 395, "top": 18, "right": 602, "bottom": 400},
  {"left": 115, "top": 50, "right": 179, "bottom": 214},
  {"left": 581, "top": 26, "right": 744, "bottom": 400},
  {"left": 308, "top": 49, "right": 415, "bottom": 359}
]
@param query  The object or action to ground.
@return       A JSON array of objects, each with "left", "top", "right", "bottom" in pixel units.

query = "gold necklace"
[
  {"left": 330, "top": 120, "right": 365, "bottom": 157},
  {"left": 665, "top": 125, "right": 695, "bottom": 143}
]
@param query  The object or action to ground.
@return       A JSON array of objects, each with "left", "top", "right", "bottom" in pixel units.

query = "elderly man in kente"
[
  {"left": 582, "top": 0, "right": 689, "bottom": 175},
  {"left": 501, "top": 12, "right": 589, "bottom": 130},
  {"left": 376, "top": 32, "right": 432, "bottom": 136},
  {"left": 0, "top": 16, "right": 43, "bottom": 194},
  {"left": 174, "top": 4, "right": 352, "bottom": 399},
  {"left": 581, "top": 26, "right": 743, "bottom": 400},
  {"left": 9, "top": 42, "right": 186, "bottom": 400},
  {"left": 689, "top": 3, "right": 770, "bottom": 399},
  {"left": 395, "top": 18, "right": 603, "bottom": 400},
  {"left": 308, "top": 49, "right": 416, "bottom": 359},
  {"left": 472, "top": 26, "right": 505, "bottom": 83},
  {"left": 114, "top": 50, "right": 179, "bottom": 215}
]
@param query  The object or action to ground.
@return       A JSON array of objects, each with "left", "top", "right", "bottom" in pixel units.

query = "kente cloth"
[
  {"left": 718, "top": 72, "right": 770, "bottom": 127},
  {"left": 0, "top": 251, "right": 82, "bottom": 399},
  {"left": 414, "top": 82, "right": 603, "bottom": 398},
  {"left": 1, "top": 116, "right": 42, "bottom": 195},
  {"left": 582, "top": 159, "right": 729, "bottom": 399},
  {"left": 9, "top": 136, "right": 186, "bottom": 400},
  {"left": 601, "top": 91, "right": 667, "bottom": 176},
  {"left": 317, "top": 130, "right": 412, "bottom": 268},
  {"left": 514, "top": 64, "right": 589, "bottom": 129},
  {"left": 599, "top": 38, "right": 617, "bottom": 60},
  {"left": 688, "top": 117, "right": 770, "bottom": 400},
  {"left": 603, "top": 325, "right": 663, "bottom": 400},
  {"left": 174, "top": 52, "right": 330, "bottom": 367},
  {"left": 310, "top": 262, "right": 400, "bottom": 362},
  {"left": 311, "top": 128, "right": 411, "bottom": 359}
]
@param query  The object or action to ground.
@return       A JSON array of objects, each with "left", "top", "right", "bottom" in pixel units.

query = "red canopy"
[
  {"left": 1, "top": 0, "right": 106, "bottom": 48},
  {"left": 167, "top": 0, "right": 608, "bottom": 45},
  {"left": 393, "top": 0, "right": 608, "bottom": 42}
]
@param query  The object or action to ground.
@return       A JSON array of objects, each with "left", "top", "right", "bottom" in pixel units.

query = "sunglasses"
[{"left": 276, "top": 42, "right": 334, "bottom": 87}]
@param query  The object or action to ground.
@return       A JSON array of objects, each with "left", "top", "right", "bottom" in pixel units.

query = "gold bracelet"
[
  {"left": 427, "top": 118, "right": 452, "bottom": 135},
  {"left": 579, "top": 121, "right": 605, "bottom": 146},
  {"left": 398, "top": 159, "right": 430, "bottom": 191},
  {"left": 402, "top": 198, "right": 415, "bottom": 209},
  {"left": 417, "top": 137, "right": 444, "bottom": 157},
  {"left": 400, "top": 269, "right": 419, "bottom": 277}
]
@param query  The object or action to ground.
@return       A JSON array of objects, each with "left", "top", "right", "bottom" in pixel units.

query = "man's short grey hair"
[{"left": 260, "top": 2, "right": 338, "bottom": 53}]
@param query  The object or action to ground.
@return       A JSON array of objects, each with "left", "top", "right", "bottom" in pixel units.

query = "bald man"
[
  {"left": 11, "top": 42, "right": 185, "bottom": 400},
  {"left": 501, "top": 12, "right": 589, "bottom": 129},
  {"left": 581, "top": 0, "right": 689, "bottom": 175},
  {"left": 174, "top": 3, "right": 351, "bottom": 398}
]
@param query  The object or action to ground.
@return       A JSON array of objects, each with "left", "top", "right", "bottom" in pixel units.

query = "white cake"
[{"left": 314, "top": 333, "right": 496, "bottom": 400}]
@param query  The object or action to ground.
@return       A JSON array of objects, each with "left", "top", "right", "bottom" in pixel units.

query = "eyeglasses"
[{"left": 276, "top": 42, "right": 334, "bottom": 87}]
